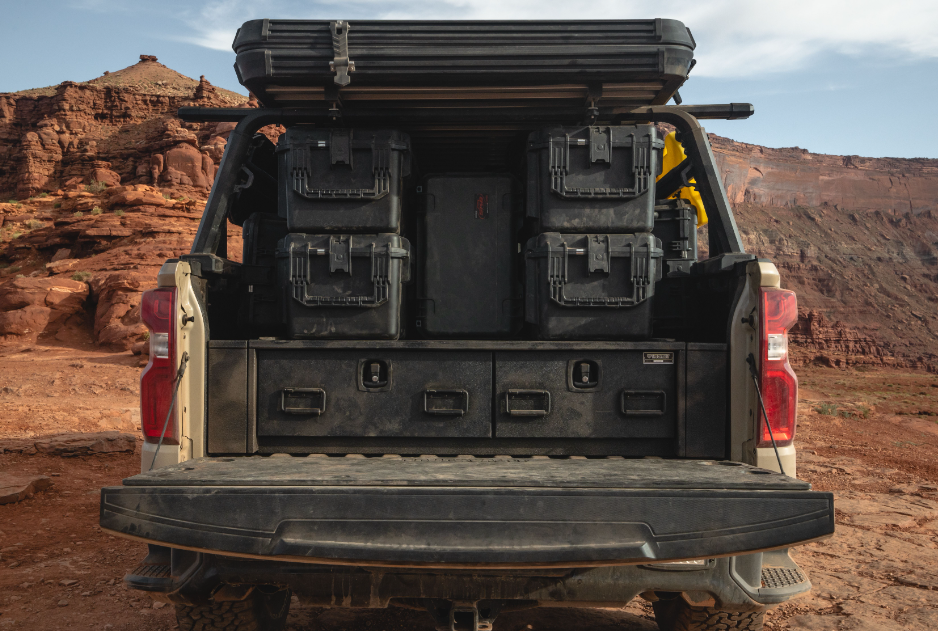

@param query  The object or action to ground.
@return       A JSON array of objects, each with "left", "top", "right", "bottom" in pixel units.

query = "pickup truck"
[{"left": 100, "top": 18, "right": 833, "bottom": 631}]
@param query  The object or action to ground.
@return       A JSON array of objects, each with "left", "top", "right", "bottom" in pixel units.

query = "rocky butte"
[{"left": 0, "top": 58, "right": 936, "bottom": 371}]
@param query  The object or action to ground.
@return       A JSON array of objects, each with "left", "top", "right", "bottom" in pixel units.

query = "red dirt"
[{"left": 2, "top": 359, "right": 938, "bottom": 630}]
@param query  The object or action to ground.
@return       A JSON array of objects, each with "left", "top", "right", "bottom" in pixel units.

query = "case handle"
[
  {"left": 288, "top": 239, "right": 409, "bottom": 308},
  {"left": 547, "top": 129, "right": 653, "bottom": 199},
  {"left": 546, "top": 240, "right": 651, "bottom": 308},
  {"left": 423, "top": 390, "right": 469, "bottom": 417},
  {"left": 291, "top": 132, "right": 391, "bottom": 200},
  {"left": 281, "top": 388, "right": 326, "bottom": 416},
  {"left": 505, "top": 389, "right": 551, "bottom": 417}
]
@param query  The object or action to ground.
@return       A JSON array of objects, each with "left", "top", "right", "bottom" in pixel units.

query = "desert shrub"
[
  {"left": 90, "top": 206, "right": 102, "bottom": 215},
  {"left": 142, "top": 330, "right": 150, "bottom": 341},
  {"left": 84, "top": 180, "right": 107, "bottom": 193},
  {"left": 73, "top": 211, "right": 83, "bottom": 217},
  {"left": 815, "top": 402, "right": 839, "bottom": 416},
  {"left": 11, "top": 232, "right": 22, "bottom": 239},
  {"left": 53, "top": 202, "right": 62, "bottom": 209},
  {"left": 71, "top": 271, "right": 93, "bottom": 282},
  {"left": 38, "top": 192, "right": 48, "bottom": 198},
  {"left": 25, "top": 219, "right": 44, "bottom": 230},
  {"left": 114, "top": 209, "right": 125, "bottom": 217}
]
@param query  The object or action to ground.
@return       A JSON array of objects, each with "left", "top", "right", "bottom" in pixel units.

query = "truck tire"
[
  {"left": 175, "top": 588, "right": 291, "bottom": 631},
  {"left": 652, "top": 598, "right": 764, "bottom": 631}
]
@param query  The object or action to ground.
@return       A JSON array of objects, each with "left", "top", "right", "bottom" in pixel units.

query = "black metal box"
[
  {"left": 276, "top": 233, "right": 411, "bottom": 339},
  {"left": 417, "top": 174, "right": 522, "bottom": 337},
  {"left": 526, "top": 125, "right": 664, "bottom": 233},
  {"left": 524, "top": 233, "right": 663, "bottom": 340},
  {"left": 276, "top": 126, "right": 410, "bottom": 232}
]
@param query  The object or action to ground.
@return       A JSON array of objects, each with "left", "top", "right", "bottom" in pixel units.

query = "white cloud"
[{"left": 174, "top": 0, "right": 938, "bottom": 77}]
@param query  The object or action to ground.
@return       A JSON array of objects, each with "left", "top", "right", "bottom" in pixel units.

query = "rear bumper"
[{"left": 100, "top": 456, "right": 833, "bottom": 568}]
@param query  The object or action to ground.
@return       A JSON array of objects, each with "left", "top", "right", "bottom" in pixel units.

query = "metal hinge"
[{"left": 329, "top": 21, "right": 355, "bottom": 86}]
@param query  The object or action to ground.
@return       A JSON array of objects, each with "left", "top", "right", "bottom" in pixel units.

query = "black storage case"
[
  {"left": 526, "top": 125, "right": 664, "bottom": 233},
  {"left": 653, "top": 198, "right": 698, "bottom": 275},
  {"left": 276, "top": 233, "right": 411, "bottom": 339},
  {"left": 276, "top": 126, "right": 410, "bottom": 233},
  {"left": 525, "top": 233, "right": 663, "bottom": 340},
  {"left": 418, "top": 174, "right": 522, "bottom": 337},
  {"left": 240, "top": 213, "right": 289, "bottom": 336}
]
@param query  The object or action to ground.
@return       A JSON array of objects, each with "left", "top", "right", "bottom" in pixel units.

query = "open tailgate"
[{"left": 100, "top": 456, "right": 833, "bottom": 568}]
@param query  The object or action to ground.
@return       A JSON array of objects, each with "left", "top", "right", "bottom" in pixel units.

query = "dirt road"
[{"left": 1, "top": 350, "right": 937, "bottom": 630}]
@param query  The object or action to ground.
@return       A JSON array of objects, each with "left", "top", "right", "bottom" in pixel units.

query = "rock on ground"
[{"left": 0, "top": 473, "right": 53, "bottom": 504}]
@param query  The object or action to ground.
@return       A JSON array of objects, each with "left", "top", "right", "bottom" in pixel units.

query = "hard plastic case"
[
  {"left": 526, "top": 125, "right": 664, "bottom": 233},
  {"left": 276, "top": 233, "right": 411, "bottom": 339},
  {"left": 276, "top": 126, "right": 410, "bottom": 233},
  {"left": 525, "top": 232, "right": 663, "bottom": 340}
]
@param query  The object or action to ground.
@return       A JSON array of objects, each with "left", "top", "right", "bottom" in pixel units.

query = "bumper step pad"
[{"left": 101, "top": 457, "right": 833, "bottom": 567}]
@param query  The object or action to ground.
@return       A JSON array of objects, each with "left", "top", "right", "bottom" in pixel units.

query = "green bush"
[
  {"left": 73, "top": 211, "right": 83, "bottom": 218},
  {"left": 84, "top": 181, "right": 107, "bottom": 194},
  {"left": 25, "top": 219, "right": 44, "bottom": 230},
  {"left": 11, "top": 232, "right": 22, "bottom": 239},
  {"left": 71, "top": 271, "right": 93, "bottom": 282},
  {"left": 114, "top": 209, "right": 125, "bottom": 217},
  {"left": 38, "top": 192, "right": 48, "bottom": 198},
  {"left": 53, "top": 202, "right": 62, "bottom": 209},
  {"left": 815, "top": 402, "right": 839, "bottom": 416},
  {"left": 142, "top": 330, "right": 150, "bottom": 342},
  {"left": 90, "top": 206, "right": 103, "bottom": 215}
]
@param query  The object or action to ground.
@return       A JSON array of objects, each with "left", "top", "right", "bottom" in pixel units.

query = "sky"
[{"left": 1, "top": 0, "right": 936, "bottom": 159}]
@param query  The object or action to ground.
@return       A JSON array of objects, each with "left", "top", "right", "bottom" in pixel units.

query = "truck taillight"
[
  {"left": 758, "top": 288, "right": 798, "bottom": 447},
  {"left": 140, "top": 288, "right": 179, "bottom": 445}
]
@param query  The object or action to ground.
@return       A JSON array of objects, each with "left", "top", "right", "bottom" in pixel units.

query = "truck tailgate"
[{"left": 100, "top": 457, "right": 833, "bottom": 568}]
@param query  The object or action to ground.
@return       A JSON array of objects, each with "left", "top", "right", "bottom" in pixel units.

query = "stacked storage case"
[
  {"left": 524, "top": 125, "right": 665, "bottom": 339},
  {"left": 248, "top": 126, "right": 413, "bottom": 339}
]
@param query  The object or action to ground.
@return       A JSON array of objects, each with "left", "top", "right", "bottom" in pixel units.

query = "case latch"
[
  {"left": 588, "top": 235, "right": 611, "bottom": 274},
  {"left": 329, "top": 21, "right": 355, "bottom": 86},
  {"left": 330, "top": 129, "right": 353, "bottom": 167},
  {"left": 589, "top": 126, "right": 611, "bottom": 164},
  {"left": 329, "top": 236, "right": 351, "bottom": 274}
]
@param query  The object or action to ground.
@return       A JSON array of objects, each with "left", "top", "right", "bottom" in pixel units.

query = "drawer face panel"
[
  {"left": 256, "top": 350, "right": 492, "bottom": 438},
  {"left": 495, "top": 350, "right": 680, "bottom": 438}
]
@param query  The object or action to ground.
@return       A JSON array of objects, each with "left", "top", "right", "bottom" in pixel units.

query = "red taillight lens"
[
  {"left": 758, "top": 288, "right": 798, "bottom": 447},
  {"left": 140, "top": 288, "right": 179, "bottom": 444}
]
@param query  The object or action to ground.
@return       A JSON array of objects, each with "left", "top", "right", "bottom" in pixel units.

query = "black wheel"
[
  {"left": 175, "top": 588, "right": 291, "bottom": 631},
  {"left": 652, "top": 598, "right": 764, "bottom": 631}
]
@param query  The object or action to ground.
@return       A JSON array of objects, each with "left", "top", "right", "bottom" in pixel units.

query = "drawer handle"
[
  {"left": 505, "top": 389, "right": 551, "bottom": 417},
  {"left": 621, "top": 390, "right": 666, "bottom": 416},
  {"left": 423, "top": 389, "right": 469, "bottom": 417},
  {"left": 281, "top": 388, "right": 326, "bottom": 415}
]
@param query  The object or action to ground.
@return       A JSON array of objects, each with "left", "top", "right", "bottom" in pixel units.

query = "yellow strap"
[{"left": 657, "top": 132, "right": 708, "bottom": 227}]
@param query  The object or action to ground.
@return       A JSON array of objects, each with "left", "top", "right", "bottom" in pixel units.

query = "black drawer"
[
  {"left": 256, "top": 350, "right": 492, "bottom": 438},
  {"left": 495, "top": 349, "right": 682, "bottom": 439}
]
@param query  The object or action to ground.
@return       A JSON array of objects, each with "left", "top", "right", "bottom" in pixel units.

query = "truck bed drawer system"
[{"left": 207, "top": 341, "right": 727, "bottom": 458}]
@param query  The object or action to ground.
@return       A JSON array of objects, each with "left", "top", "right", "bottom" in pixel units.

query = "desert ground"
[{"left": 1, "top": 344, "right": 937, "bottom": 631}]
